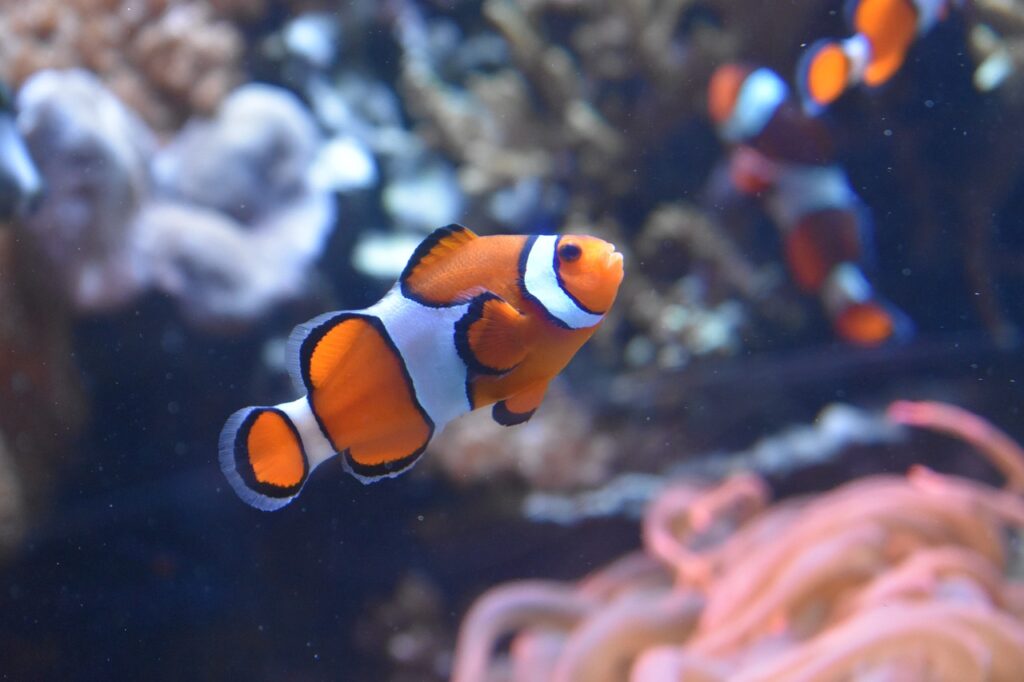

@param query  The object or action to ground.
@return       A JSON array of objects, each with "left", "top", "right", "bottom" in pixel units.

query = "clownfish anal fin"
[
  {"left": 455, "top": 291, "right": 531, "bottom": 375},
  {"left": 492, "top": 381, "right": 549, "bottom": 426},
  {"left": 400, "top": 224, "right": 479, "bottom": 304},
  {"left": 342, "top": 429, "right": 431, "bottom": 484}
]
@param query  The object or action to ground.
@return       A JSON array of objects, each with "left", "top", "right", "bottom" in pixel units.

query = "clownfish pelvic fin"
[
  {"left": 455, "top": 291, "right": 532, "bottom": 375},
  {"left": 492, "top": 381, "right": 550, "bottom": 426}
]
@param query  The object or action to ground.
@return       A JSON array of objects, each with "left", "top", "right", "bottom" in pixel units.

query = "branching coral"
[
  {"left": 452, "top": 401, "right": 1024, "bottom": 681},
  {"left": 0, "top": 0, "right": 244, "bottom": 131}
]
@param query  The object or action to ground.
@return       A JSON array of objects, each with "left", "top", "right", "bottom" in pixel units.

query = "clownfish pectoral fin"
[
  {"left": 292, "top": 311, "right": 435, "bottom": 483},
  {"left": 492, "top": 381, "right": 549, "bottom": 426},
  {"left": 455, "top": 291, "right": 531, "bottom": 375},
  {"left": 219, "top": 405, "right": 311, "bottom": 510},
  {"left": 400, "top": 223, "right": 479, "bottom": 305},
  {"left": 797, "top": 39, "right": 852, "bottom": 114},
  {"left": 863, "top": 49, "right": 906, "bottom": 87}
]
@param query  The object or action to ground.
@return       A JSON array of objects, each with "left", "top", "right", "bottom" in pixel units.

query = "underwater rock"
[{"left": 16, "top": 68, "right": 154, "bottom": 313}]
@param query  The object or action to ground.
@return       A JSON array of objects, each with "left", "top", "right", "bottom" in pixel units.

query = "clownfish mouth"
[{"left": 606, "top": 249, "right": 624, "bottom": 280}]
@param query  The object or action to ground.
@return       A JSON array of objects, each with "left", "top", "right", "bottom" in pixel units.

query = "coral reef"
[
  {"left": 452, "top": 401, "right": 1024, "bottom": 680},
  {"left": 523, "top": 403, "right": 903, "bottom": 524},
  {"left": 393, "top": 0, "right": 762, "bottom": 364},
  {"left": 0, "top": 0, "right": 244, "bottom": 131},
  {"left": 353, "top": 573, "right": 454, "bottom": 682},
  {"left": 428, "top": 380, "right": 615, "bottom": 490}
]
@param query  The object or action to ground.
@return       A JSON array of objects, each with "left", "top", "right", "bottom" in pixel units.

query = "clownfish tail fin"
[
  {"left": 219, "top": 404, "right": 311, "bottom": 511},
  {"left": 797, "top": 38, "right": 852, "bottom": 115}
]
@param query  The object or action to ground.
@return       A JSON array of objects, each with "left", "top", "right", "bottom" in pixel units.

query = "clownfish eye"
[{"left": 558, "top": 242, "right": 582, "bottom": 263}]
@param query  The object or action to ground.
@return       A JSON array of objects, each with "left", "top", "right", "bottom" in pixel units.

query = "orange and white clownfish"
[
  {"left": 708, "top": 64, "right": 910, "bottom": 346},
  {"left": 796, "top": 0, "right": 964, "bottom": 114},
  {"left": 765, "top": 162, "right": 909, "bottom": 346},
  {"left": 219, "top": 224, "right": 624, "bottom": 510},
  {"left": 709, "top": 63, "right": 834, "bottom": 169}
]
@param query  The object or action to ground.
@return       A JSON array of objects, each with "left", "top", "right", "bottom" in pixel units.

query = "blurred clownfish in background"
[
  {"left": 709, "top": 63, "right": 911, "bottom": 346},
  {"left": 220, "top": 224, "right": 624, "bottom": 510},
  {"left": 796, "top": 0, "right": 964, "bottom": 113},
  {"left": 0, "top": 81, "right": 42, "bottom": 220}
]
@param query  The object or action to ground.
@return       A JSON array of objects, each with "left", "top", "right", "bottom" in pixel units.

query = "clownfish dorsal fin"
[
  {"left": 493, "top": 381, "right": 549, "bottom": 426},
  {"left": 455, "top": 291, "right": 532, "bottom": 375},
  {"left": 400, "top": 224, "right": 479, "bottom": 302}
]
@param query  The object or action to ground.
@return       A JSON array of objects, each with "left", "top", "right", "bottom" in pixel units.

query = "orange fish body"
[
  {"left": 220, "top": 225, "right": 623, "bottom": 509},
  {"left": 797, "top": 0, "right": 961, "bottom": 113},
  {"left": 709, "top": 64, "right": 909, "bottom": 347}
]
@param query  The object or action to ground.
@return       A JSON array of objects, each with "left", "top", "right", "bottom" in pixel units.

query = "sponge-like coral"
[
  {"left": 0, "top": 0, "right": 243, "bottom": 131},
  {"left": 15, "top": 70, "right": 335, "bottom": 330},
  {"left": 16, "top": 68, "right": 154, "bottom": 313},
  {"left": 139, "top": 83, "right": 335, "bottom": 329}
]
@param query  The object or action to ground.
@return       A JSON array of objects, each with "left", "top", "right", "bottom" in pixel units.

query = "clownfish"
[
  {"left": 0, "top": 82, "right": 42, "bottom": 220},
  {"left": 219, "top": 224, "right": 624, "bottom": 510},
  {"left": 796, "top": 0, "right": 963, "bottom": 114},
  {"left": 709, "top": 64, "right": 909, "bottom": 346}
]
